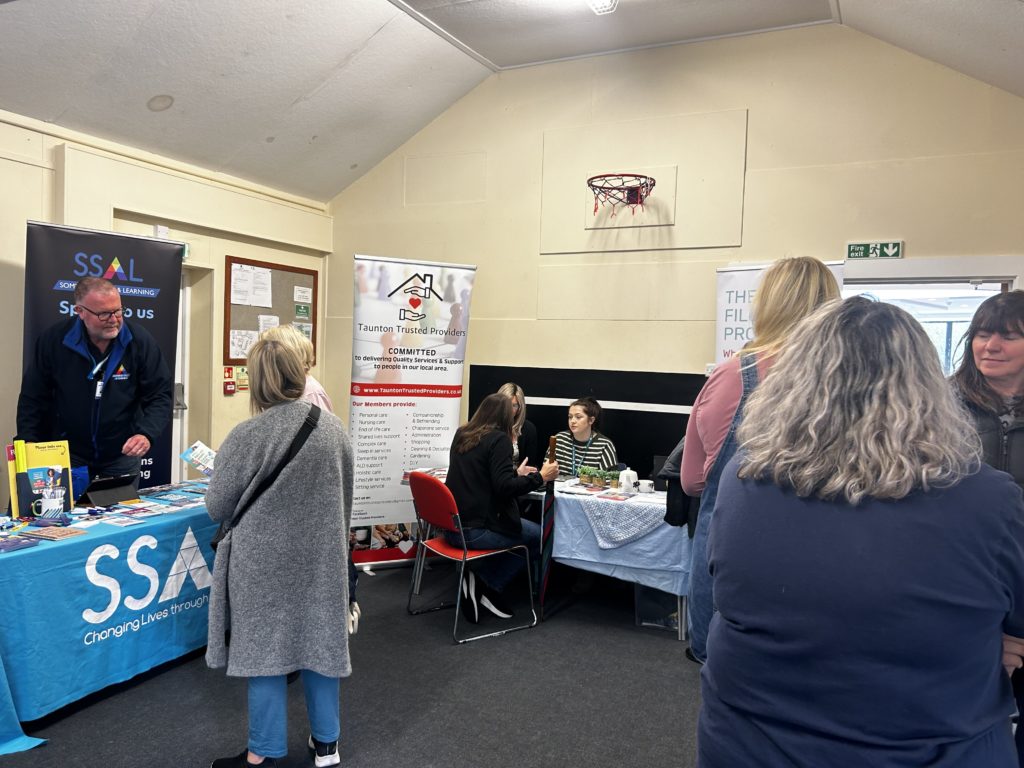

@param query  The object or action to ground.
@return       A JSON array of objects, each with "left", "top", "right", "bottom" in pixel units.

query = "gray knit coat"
[{"left": 205, "top": 400, "right": 353, "bottom": 678}]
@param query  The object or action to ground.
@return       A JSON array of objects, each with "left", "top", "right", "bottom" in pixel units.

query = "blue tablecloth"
[
  {"left": 552, "top": 492, "right": 691, "bottom": 596},
  {"left": 0, "top": 506, "right": 216, "bottom": 755}
]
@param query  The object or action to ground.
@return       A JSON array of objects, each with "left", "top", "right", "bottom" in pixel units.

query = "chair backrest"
[{"left": 408, "top": 472, "right": 460, "bottom": 533}]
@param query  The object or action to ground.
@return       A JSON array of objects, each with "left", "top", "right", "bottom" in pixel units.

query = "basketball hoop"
[{"left": 587, "top": 173, "right": 656, "bottom": 216}]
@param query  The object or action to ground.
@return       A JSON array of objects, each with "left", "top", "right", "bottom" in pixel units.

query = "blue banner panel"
[
  {"left": 23, "top": 223, "right": 184, "bottom": 486},
  {"left": 0, "top": 508, "right": 216, "bottom": 723}
]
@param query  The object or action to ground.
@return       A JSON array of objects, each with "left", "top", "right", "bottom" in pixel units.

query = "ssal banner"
[
  {"left": 349, "top": 254, "right": 476, "bottom": 563},
  {"left": 22, "top": 222, "right": 184, "bottom": 487}
]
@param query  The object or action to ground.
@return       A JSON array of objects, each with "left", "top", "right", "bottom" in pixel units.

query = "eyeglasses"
[{"left": 78, "top": 305, "right": 124, "bottom": 322}]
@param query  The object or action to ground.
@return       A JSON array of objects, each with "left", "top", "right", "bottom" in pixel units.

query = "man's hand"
[
  {"left": 1003, "top": 633, "right": 1024, "bottom": 677},
  {"left": 122, "top": 434, "right": 151, "bottom": 457}
]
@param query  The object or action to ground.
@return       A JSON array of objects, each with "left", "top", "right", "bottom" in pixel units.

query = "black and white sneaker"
[
  {"left": 307, "top": 735, "right": 340, "bottom": 767},
  {"left": 478, "top": 583, "right": 514, "bottom": 619},
  {"left": 210, "top": 751, "right": 277, "bottom": 768},
  {"left": 460, "top": 571, "right": 480, "bottom": 624}
]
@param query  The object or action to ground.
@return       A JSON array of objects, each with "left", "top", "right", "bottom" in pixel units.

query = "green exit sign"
[{"left": 847, "top": 241, "right": 904, "bottom": 260}]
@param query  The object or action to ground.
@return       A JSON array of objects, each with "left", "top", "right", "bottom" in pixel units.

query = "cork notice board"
[{"left": 223, "top": 255, "right": 318, "bottom": 366}]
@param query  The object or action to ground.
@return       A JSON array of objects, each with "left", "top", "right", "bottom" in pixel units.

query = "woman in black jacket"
[
  {"left": 445, "top": 394, "right": 558, "bottom": 624},
  {"left": 952, "top": 289, "right": 1024, "bottom": 766}
]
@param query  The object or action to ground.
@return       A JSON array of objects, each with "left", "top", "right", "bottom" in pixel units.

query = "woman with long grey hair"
[{"left": 697, "top": 297, "right": 1024, "bottom": 768}]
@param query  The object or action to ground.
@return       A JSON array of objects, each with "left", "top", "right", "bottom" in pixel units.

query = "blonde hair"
[
  {"left": 737, "top": 297, "right": 981, "bottom": 504},
  {"left": 497, "top": 382, "right": 526, "bottom": 438},
  {"left": 247, "top": 339, "right": 306, "bottom": 415},
  {"left": 745, "top": 257, "right": 840, "bottom": 357},
  {"left": 259, "top": 324, "right": 315, "bottom": 372}
]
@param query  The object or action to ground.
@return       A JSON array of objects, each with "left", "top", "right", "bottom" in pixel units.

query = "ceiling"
[{"left": 0, "top": 0, "right": 1021, "bottom": 202}]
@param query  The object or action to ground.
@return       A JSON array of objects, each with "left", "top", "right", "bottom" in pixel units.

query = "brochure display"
[
  {"left": 7, "top": 440, "right": 73, "bottom": 518},
  {"left": 348, "top": 255, "right": 476, "bottom": 563}
]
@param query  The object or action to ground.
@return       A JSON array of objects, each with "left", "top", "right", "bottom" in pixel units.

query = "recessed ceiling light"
[
  {"left": 146, "top": 94, "right": 174, "bottom": 112},
  {"left": 587, "top": 0, "right": 618, "bottom": 15}
]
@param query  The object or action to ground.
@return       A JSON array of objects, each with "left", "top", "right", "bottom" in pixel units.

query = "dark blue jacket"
[{"left": 17, "top": 318, "right": 172, "bottom": 466}]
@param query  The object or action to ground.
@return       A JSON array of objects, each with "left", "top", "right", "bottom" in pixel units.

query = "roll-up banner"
[
  {"left": 715, "top": 261, "right": 845, "bottom": 364},
  {"left": 349, "top": 254, "right": 476, "bottom": 565},
  {"left": 23, "top": 222, "right": 185, "bottom": 487}
]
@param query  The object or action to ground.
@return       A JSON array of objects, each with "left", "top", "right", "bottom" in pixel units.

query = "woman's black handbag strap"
[{"left": 224, "top": 404, "right": 321, "bottom": 534}]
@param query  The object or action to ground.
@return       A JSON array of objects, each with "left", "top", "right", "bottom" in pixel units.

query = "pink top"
[
  {"left": 681, "top": 354, "right": 773, "bottom": 495},
  {"left": 302, "top": 375, "right": 335, "bottom": 414}
]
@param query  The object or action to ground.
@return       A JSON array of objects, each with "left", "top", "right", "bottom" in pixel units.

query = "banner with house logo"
[
  {"left": 349, "top": 254, "right": 476, "bottom": 564},
  {"left": 23, "top": 222, "right": 184, "bottom": 487}
]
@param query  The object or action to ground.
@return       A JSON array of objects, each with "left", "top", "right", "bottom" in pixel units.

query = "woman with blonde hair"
[
  {"left": 681, "top": 256, "right": 839, "bottom": 663},
  {"left": 497, "top": 382, "right": 540, "bottom": 470},
  {"left": 206, "top": 338, "right": 353, "bottom": 768},
  {"left": 698, "top": 297, "right": 1024, "bottom": 767},
  {"left": 260, "top": 324, "right": 333, "bottom": 412}
]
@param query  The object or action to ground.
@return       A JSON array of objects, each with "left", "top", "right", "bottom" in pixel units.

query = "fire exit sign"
[{"left": 847, "top": 241, "right": 904, "bottom": 260}]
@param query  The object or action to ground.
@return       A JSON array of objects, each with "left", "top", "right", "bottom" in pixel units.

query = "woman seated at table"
[
  {"left": 698, "top": 297, "right": 1024, "bottom": 768},
  {"left": 553, "top": 397, "right": 617, "bottom": 478},
  {"left": 445, "top": 393, "right": 558, "bottom": 624},
  {"left": 498, "top": 381, "right": 541, "bottom": 470}
]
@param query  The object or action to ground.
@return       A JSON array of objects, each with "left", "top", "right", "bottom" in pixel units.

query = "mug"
[
  {"left": 31, "top": 496, "right": 66, "bottom": 517},
  {"left": 637, "top": 479, "right": 655, "bottom": 494}
]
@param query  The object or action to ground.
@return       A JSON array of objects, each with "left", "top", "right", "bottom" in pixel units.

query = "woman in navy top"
[{"left": 698, "top": 297, "right": 1024, "bottom": 768}]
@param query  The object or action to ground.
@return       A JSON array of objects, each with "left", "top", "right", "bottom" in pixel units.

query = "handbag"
[{"left": 210, "top": 404, "right": 321, "bottom": 551}]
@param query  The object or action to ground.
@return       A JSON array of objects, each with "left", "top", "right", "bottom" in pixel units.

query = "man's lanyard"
[{"left": 88, "top": 354, "right": 109, "bottom": 399}]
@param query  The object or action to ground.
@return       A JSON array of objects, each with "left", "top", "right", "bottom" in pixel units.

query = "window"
[{"left": 841, "top": 282, "right": 1004, "bottom": 374}]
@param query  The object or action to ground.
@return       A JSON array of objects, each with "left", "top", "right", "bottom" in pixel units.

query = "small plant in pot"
[{"left": 578, "top": 467, "right": 594, "bottom": 485}]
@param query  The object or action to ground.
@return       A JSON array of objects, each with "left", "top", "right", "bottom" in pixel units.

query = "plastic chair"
[{"left": 406, "top": 471, "right": 537, "bottom": 643}]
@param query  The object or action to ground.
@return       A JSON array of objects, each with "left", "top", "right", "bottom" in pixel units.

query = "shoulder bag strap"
[{"left": 227, "top": 404, "right": 321, "bottom": 532}]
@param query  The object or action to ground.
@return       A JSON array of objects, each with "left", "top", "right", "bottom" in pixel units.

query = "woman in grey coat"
[{"left": 206, "top": 338, "right": 353, "bottom": 768}]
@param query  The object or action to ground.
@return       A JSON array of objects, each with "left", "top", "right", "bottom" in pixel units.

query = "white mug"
[
  {"left": 32, "top": 496, "right": 65, "bottom": 517},
  {"left": 637, "top": 479, "right": 655, "bottom": 494}
]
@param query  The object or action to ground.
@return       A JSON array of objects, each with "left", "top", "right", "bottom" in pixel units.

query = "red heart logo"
[{"left": 409, "top": 297, "right": 421, "bottom": 309}]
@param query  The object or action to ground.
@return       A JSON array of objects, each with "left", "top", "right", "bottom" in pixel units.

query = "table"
[
  {"left": 538, "top": 485, "right": 692, "bottom": 638},
  {"left": 0, "top": 506, "right": 217, "bottom": 755}
]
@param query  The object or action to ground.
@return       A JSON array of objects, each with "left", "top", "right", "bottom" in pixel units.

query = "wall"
[
  {"left": 327, "top": 24, "right": 1024, "bottom": 413},
  {"left": 0, "top": 111, "right": 332, "bottom": 505}
]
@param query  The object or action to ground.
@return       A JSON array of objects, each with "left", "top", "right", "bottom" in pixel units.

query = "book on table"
[{"left": 10, "top": 439, "right": 74, "bottom": 519}]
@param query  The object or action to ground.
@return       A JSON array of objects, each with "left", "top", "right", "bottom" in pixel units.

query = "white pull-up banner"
[{"left": 349, "top": 254, "right": 476, "bottom": 563}]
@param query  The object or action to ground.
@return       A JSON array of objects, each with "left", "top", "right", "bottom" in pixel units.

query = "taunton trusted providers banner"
[
  {"left": 349, "top": 254, "right": 476, "bottom": 564},
  {"left": 23, "top": 222, "right": 184, "bottom": 487}
]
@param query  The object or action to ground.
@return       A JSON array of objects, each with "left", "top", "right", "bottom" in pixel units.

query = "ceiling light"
[
  {"left": 146, "top": 94, "right": 174, "bottom": 112},
  {"left": 587, "top": 0, "right": 618, "bottom": 15}
]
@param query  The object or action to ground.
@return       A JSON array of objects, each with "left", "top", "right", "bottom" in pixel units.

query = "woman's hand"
[
  {"left": 517, "top": 458, "right": 537, "bottom": 476},
  {"left": 1003, "top": 634, "right": 1024, "bottom": 677},
  {"left": 540, "top": 460, "right": 559, "bottom": 482}
]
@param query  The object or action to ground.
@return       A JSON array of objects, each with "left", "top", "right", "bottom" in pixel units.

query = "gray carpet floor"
[{"left": 8, "top": 563, "right": 702, "bottom": 768}]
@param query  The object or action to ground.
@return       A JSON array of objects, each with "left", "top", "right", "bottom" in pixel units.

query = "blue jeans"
[
  {"left": 247, "top": 670, "right": 340, "bottom": 758},
  {"left": 445, "top": 519, "right": 540, "bottom": 593}
]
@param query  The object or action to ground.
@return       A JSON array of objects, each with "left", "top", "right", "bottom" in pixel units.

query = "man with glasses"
[{"left": 17, "top": 277, "right": 172, "bottom": 481}]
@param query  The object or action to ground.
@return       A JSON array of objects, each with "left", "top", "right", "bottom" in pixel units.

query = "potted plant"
[
  {"left": 592, "top": 470, "right": 607, "bottom": 488},
  {"left": 578, "top": 467, "right": 594, "bottom": 485}
]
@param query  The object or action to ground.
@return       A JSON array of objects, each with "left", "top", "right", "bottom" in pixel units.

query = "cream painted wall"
[
  {"left": 327, "top": 24, "right": 1024, "bottom": 409},
  {"left": 0, "top": 111, "right": 332, "bottom": 506}
]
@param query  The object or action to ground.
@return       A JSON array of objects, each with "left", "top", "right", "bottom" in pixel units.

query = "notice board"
[{"left": 223, "top": 255, "right": 319, "bottom": 365}]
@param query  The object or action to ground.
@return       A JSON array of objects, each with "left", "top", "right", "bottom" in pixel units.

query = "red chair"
[{"left": 406, "top": 471, "right": 537, "bottom": 643}]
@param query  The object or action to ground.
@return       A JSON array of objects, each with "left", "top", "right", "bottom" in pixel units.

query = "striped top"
[{"left": 554, "top": 431, "right": 618, "bottom": 477}]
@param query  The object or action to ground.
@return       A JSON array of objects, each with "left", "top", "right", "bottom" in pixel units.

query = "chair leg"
[{"left": 453, "top": 547, "right": 537, "bottom": 644}]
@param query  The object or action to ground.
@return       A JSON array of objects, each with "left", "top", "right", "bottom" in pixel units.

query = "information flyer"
[{"left": 349, "top": 254, "right": 476, "bottom": 563}]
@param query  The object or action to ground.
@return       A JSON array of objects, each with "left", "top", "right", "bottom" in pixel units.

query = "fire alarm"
[{"left": 223, "top": 381, "right": 237, "bottom": 396}]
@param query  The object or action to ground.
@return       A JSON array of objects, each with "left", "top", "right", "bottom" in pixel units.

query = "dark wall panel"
[{"left": 468, "top": 365, "right": 707, "bottom": 480}]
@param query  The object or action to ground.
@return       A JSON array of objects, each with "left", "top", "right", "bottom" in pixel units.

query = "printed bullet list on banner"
[{"left": 348, "top": 255, "right": 477, "bottom": 564}]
